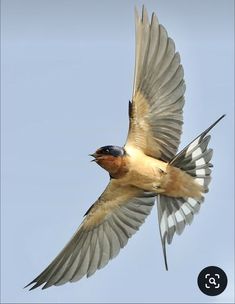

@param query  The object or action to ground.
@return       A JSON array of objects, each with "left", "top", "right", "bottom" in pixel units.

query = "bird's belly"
[
  {"left": 118, "top": 159, "right": 167, "bottom": 193},
  {"left": 130, "top": 171, "right": 164, "bottom": 192}
]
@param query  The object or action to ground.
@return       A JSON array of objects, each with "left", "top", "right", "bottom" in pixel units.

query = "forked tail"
[{"left": 157, "top": 115, "right": 225, "bottom": 270}]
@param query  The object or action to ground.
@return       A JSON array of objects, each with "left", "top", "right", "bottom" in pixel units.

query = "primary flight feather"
[{"left": 26, "top": 6, "right": 225, "bottom": 290}]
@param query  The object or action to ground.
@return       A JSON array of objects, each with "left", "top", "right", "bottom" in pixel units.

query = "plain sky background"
[{"left": 1, "top": 0, "right": 234, "bottom": 303}]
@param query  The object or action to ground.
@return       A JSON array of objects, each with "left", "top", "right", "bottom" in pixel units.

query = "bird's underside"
[{"left": 26, "top": 6, "right": 224, "bottom": 290}]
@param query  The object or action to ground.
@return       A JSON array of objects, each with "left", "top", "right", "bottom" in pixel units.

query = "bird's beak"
[{"left": 89, "top": 153, "right": 98, "bottom": 162}]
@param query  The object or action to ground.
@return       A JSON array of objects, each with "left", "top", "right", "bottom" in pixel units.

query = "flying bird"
[{"left": 26, "top": 6, "right": 225, "bottom": 290}]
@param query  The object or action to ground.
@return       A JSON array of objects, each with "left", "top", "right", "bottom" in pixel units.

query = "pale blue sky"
[{"left": 1, "top": 0, "right": 234, "bottom": 303}]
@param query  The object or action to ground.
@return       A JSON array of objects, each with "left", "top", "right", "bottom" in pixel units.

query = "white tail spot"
[
  {"left": 181, "top": 204, "right": 191, "bottom": 216},
  {"left": 195, "top": 178, "right": 204, "bottom": 186},
  {"left": 196, "top": 158, "right": 206, "bottom": 166},
  {"left": 167, "top": 215, "right": 175, "bottom": 228},
  {"left": 192, "top": 147, "right": 202, "bottom": 158},
  {"left": 175, "top": 210, "right": 184, "bottom": 223},
  {"left": 187, "top": 198, "right": 197, "bottom": 208},
  {"left": 196, "top": 168, "right": 206, "bottom": 175},
  {"left": 186, "top": 138, "right": 200, "bottom": 156}
]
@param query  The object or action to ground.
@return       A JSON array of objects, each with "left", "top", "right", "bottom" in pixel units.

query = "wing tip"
[
  {"left": 150, "top": 10, "right": 159, "bottom": 27},
  {"left": 135, "top": 5, "right": 151, "bottom": 25},
  {"left": 24, "top": 280, "right": 43, "bottom": 291},
  {"left": 134, "top": 6, "right": 139, "bottom": 22},
  {"left": 141, "top": 5, "right": 149, "bottom": 23}
]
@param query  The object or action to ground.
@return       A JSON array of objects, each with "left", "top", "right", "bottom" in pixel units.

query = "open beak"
[{"left": 89, "top": 153, "right": 98, "bottom": 162}]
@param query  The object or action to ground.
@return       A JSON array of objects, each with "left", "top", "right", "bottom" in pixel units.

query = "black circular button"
[{"left": 197, "top": 266, "right": 228, "bottom": 296}]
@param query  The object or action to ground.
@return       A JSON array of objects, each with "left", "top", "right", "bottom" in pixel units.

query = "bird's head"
[{"left": 90, "top": 145, "right": 128, "bottom": 178}]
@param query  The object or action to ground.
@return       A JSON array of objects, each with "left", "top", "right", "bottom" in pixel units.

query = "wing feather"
[
  {"left": 125, "top": 6, "right": 185, "bottom": 161},
  {"left": 26, "top": 181, "right": 155, "bottom": 290}
]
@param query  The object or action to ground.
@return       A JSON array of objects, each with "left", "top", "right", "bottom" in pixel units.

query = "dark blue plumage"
[{"left": 97, "top": 145, "right": 125, "bottom": 157}]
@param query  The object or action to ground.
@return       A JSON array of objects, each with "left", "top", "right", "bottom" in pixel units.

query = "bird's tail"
[
  {"left": 157, "top": 114, "right": 225, "bottom": 270},
  {"left": 169, "top": 115, "right": 226, "bottom": 189}
]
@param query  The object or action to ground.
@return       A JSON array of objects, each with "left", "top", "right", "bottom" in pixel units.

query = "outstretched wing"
[
  {"left": 125, "top": 6, "right": 185, "bottom": 162},
  {"left": 26, "top": 181, "right": 155, "bottom": 290}
]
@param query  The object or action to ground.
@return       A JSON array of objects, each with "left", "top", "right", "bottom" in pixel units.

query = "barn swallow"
[{"left": 26, "top": 6, "right": 225, "bottom": 290}]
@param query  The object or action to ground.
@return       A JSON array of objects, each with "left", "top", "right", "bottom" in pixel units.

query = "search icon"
[
  {"left": 209, "top": 277, "right": 216, "bottom": 285},
  {"left": 198, "top": 266, "right": 228, "bottom": 296}
]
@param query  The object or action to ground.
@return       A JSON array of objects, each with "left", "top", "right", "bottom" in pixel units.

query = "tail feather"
[
  {"left": 157, "top": 115, "right": 225, "bottom": 270},
  {"left": 170, "top": 114, "right": 225, "bottom": 165}
]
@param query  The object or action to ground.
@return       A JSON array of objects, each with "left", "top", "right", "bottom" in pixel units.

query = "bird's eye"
[{"left": 105, "top": 149, "right": 110, "bottom": 153}]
